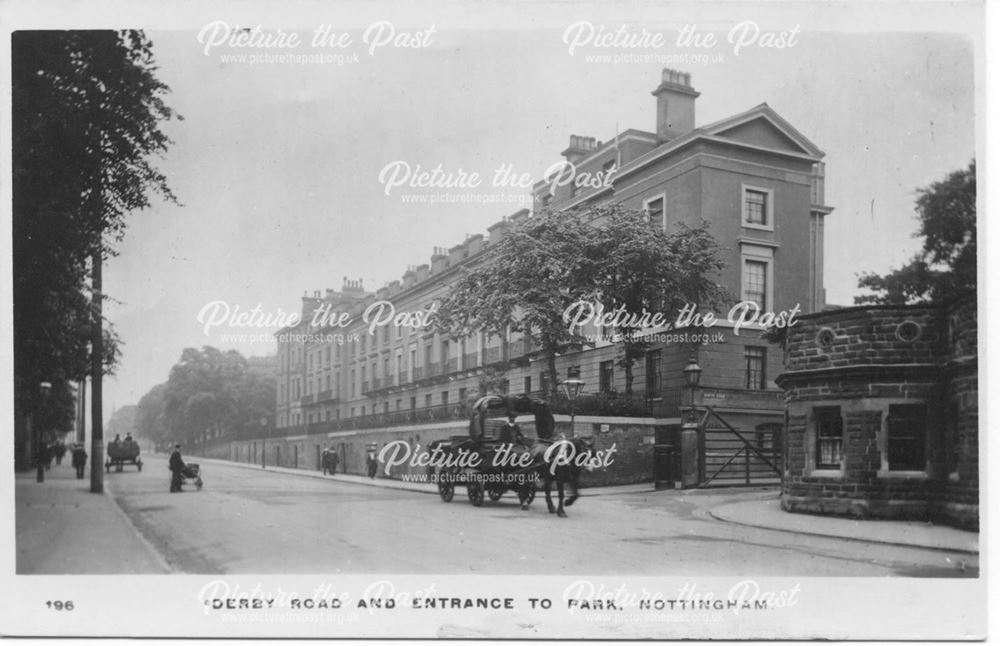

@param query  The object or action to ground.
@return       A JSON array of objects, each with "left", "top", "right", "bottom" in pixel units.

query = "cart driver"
[{"left": 498, "top": 414, "right": 525, "bottom": 445}]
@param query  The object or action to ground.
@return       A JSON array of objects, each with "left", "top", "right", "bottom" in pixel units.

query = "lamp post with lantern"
[
  {"left": 560, "top": 371, "right": 584, "bottom": 438},
  {"left": 260, "top": 416, "right": 269, "bottom": 469},
  {"left": 680, "top": 353, "right": 702, "bottom": 488},
  {"left": 36, "top": 381, "right": 52, "bottom": 483}
]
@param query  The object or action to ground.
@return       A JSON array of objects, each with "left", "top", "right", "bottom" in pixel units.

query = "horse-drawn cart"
[
  {"left": 105, "top": 440, "right": 143, "bottom": 472},
  {"left": 428, "top": 394, "right": 598, "bottom": 516},
  {"left": 427, "top": 434, "right": 539, "bottom": 507}
]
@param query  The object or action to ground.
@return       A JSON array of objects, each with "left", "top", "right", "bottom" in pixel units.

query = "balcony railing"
[
  {"left": 300, "top": 394, "right": 315, "bottom": 406},
  {"left": 444, "top": 358, "right": 458, "bottom": 374},
  {"left": 462, "top": 353, "right": 477, "bottom": 370},
  {"left": 412, "top": 366, "right": 424, "bottom": 380},
  {"left": 397, "top": 372, "right": 406, "bottom": 385}
]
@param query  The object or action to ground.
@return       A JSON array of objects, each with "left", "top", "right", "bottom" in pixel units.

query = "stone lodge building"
[{"left": 776, "top": 296, "right": 978, "bottom": 529}]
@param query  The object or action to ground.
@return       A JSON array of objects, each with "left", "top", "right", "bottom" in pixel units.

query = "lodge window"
[
  {"left": 540, "top": 371, "right": 550, "bottom": 395},
  {"left": 745, "top": 347, "right": 766, "bottom": 390},
  {"left": 741, "top": 185, "right": 774, "bottom": 230},
  {"left": 524, "top": 376, "right": 532, "bottom": 394},
  {"left": 814, "top": 406, "right": 843, "bottom": 469},
  {"left": 887, "top": 404, "right": 927, "bottom": 471},
  {"left": 424, "top": 394, "right": 432, "bottom": 407},
  {"left": 645, "top": 350, "right": 662, "bottom": 397},
  {"left": 441, "top": 391, "right": 449, "bottom": 405},
  {"left": 599, "top": 360, "right": 614, "bottom": 393}
]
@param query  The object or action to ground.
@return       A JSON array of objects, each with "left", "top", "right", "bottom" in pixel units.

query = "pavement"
[
  {"left": 14, "top": 464, "right": 171, "bottom": 574},
  {"left": 14, "top": 455, "right": 978, "bottom": 575}
]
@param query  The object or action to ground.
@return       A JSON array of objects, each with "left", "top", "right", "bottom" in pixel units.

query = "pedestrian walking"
[
  {"left": 366, "top": 446, "right": 377, "bottom": 479},
  {"left": 71, "top": 444, "right": 87, "bottom": 479},
  {"left": 329, "top": 450, "right": 339, "bottom": 476},
  {"left": 321, "top": 448, "right": 331, "bottom": 475}
]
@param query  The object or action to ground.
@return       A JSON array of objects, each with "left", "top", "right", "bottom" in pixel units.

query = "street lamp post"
[
  {"left": 36, "top": 381, "right": 52, "bottom": 483},
  {"left": 680, "top": 354, "right": 703, "bottom": 488},
  {"left": 560, "top": 376, "right": 584, "bottom": 438},
  {"left": 260, "top": 417, "right": 268, "bottom": 469}
]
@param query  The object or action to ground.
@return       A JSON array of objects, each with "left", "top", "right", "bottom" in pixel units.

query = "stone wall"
[
  {"left": 776, "top": 297, "right": 978, "bottom": 529},
  {"left": 221, "top": 416, "right": 676, "bottom": 488}
]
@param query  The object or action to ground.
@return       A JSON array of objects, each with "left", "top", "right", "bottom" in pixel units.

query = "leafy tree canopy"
[{"left": 856, "top": 160, "right": 976, "bottom": 304}]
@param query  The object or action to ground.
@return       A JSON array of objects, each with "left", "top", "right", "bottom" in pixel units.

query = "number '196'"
[{"left": 46, "top": 601, "right": 74, "bottom": 610}]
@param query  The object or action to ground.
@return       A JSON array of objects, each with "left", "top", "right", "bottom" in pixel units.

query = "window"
[
  {"left": 643, "top": 195, "right": 665, "bottom": 228},
  {"left": 540, "top": 371, "right": 549, "bottom": 395},
  {"left": 441, "top": 391, "right": 449, "bottom": 405},
  {"left": 887, "top": 404, "right": 927, "bottom": 471},
  {"left": 645, "top": 350, "right": 662, "bottom": 396},
  {"left": 599, "top": 360, "right": 614, "bottom": 393},
  {"left": 424, "top": 394, "right": 432, "bottom": 407},
  {"left": 741, "top": 185, "right": 774, "bottom": 230},
  {"left": 745, "top": 347, "right": 766, "bottom": 389},
  {"left": 523, "top": 376, "right": 532, "bottom": 394},
  {"left": 743, "top": 259, "right": 767, "bottom": 308},
  {"left": 458, "top": 387, "right": 467, "bottom": 402},
  {"left": 383, "top": 402, "right": 389, "bottom": 414},
  {"left": 396, "top": 399, "right": 402, "bottom": 410},
  {"left": 410, "top": 397, "right": 416, "bottom": 409},
  {"left": 814, "top": 407, "right": 843, "bottom": 469}
]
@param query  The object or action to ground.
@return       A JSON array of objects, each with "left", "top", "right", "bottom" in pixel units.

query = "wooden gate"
[{"left": 699, "top": 407, "right": 781, "bottom": 487}]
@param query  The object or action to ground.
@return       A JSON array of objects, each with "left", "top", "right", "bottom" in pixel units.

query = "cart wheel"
[
  {"left": 467, "top": 481, "right": 484, "bottom": 507},
  {"left": 438, "top": 480, "right": 455, "bottom": 502},
  {"left": 488, "top": 485, "right": 503, "bottom": 502}
]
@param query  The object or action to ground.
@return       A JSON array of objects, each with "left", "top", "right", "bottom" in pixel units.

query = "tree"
[
  {"left": 587, "top": 205, "right": 726, "bottom": 393},
  {"left": 151, "top": 347, "right": 276, "bottom": 449},
  {"left": 856, "top": 160, "right": 976, "bottom": 304},
  {"left": 12, "top": 31, "right": 180, "bottom": 466},
  {"left": 435, "top": 207, "right": 725, "bottom": 399},
  {"left": 435, "top": 210, "right": 600, "bottom": 400}
]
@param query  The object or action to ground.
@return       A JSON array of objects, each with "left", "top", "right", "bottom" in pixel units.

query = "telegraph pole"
[{"left": 90, "top": 249, "right": 104, "bottom": 494}]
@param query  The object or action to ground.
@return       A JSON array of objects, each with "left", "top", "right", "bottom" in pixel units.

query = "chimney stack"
[
  {"left": 561, "top": 134, "right": 598, "bottom": 164},
  {"left": 651, "top": 69, "right": 699, "bottom": 142}
]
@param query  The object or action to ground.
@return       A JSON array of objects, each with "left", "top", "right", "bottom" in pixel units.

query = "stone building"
[
  {"left": 232, "top": 67, "right": 834, "bottom": 485},
  {"left": 776, "top": 296, "right": 978, "bottom": 529}
]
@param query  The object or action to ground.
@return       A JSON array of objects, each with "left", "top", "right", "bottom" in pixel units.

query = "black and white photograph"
[{"left": 1, "top": 0, "right": 989, "bottom": 640}]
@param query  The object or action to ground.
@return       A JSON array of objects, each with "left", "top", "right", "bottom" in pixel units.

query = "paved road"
[{"left": 103, "top": 454, "right": 976, "bottom": 576}]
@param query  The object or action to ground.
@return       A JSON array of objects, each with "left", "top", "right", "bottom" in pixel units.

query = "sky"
[{"left": 56, "top": 4, "right": 978, "bottom": 417}]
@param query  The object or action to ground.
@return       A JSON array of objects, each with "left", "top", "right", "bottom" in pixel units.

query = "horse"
[{"left": 530, "top": 436, "right": 596, "bottom": 517}]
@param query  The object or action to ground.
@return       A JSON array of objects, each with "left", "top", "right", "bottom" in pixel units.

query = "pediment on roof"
[{"left": 705, "top": 105, "right": 823, "bottom": 158}]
